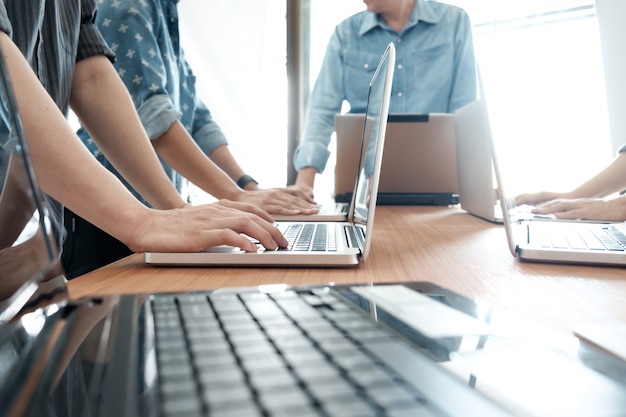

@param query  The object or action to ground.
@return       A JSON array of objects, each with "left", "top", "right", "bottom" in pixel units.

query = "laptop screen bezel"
[{"left": 347, "top": 43, "right": 395, "bottom": 260}]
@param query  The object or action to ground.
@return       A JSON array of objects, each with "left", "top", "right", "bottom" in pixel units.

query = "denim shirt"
[
  {"left": 293, "top": 0, "right": 477, "bottom": 173},
  {"left": 77, "top": 0, "right": 228, "bottom": 197}
]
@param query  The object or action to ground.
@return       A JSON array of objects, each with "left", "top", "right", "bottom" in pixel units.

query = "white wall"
[
  {"left": 178, "top": 0, "right": 289, "bottom": 189},
  {"left": 596, "top": 0, "right": 626, "bottom": 153}
]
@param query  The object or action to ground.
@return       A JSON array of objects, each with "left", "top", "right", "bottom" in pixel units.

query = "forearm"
[
  {"left": 296, "top": 167, "right": 317, "bottom": 189},
  {"left": 69, "top": 55, "right": 185, "bottom": 210},
  {"left": 152, "top": 120, "right": 245, "bottom": 199},
  {"left": 206, "top": 144, "right": 252, "bottom": 188},
  {"left": 0, "top": 154, "right": 36, "bottom": 248},
  {"left": 1, "top": 34, "right": 152, "bottom": 245},
  {"left": 568, "top": 153, "right": 626, "bottom": 198}
]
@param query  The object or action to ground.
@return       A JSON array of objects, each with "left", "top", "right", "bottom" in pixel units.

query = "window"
[
  {"left": 447, "top": 0, "right": 612, "bottom": 196},
  {"left": 178, "top": 0, "right": 288, "bottom": 202},
  {"left": 178, "top": 1, "right": 611, "bottom": 202}
]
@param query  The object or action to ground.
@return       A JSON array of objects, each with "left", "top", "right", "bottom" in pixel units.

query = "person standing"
[
  {"left": 292, "top": 0, "right": 477, "bottom": 199},
  {"left": 0, "top": 0, "right": 287, "bottom": 278}
]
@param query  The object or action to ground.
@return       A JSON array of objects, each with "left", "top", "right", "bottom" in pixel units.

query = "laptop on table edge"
[
  {"left": 472, "top": 71, "right": 626, "bottom": 266},
  {"left": 454, "top": 100, "right": 558, "bottom": 225},
  {"left": 334, "top": 112, "right": 459, "bottom": 206},
  {"left": 454, "top": 100, "right": 503, "bottom": 224},
  {"left": 144, "top": 43, "right": 396, "bottom": 267}
]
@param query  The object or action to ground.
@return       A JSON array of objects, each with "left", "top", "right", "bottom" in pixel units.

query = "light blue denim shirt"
[
  {"left": 294, "top": 0, "right": 477, "bottom": 173},
  {"left": 77, "top": 0, "right": 228, "bottom": 200}
]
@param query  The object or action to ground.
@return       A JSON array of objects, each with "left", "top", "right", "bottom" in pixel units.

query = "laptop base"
[{"left": 336, "top": 192, "right": 459, "bottom": 206}]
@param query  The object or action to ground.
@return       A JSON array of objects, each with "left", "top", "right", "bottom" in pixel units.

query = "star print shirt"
[{"left": 78, "top": 0, "right": 228, "bottom": 197}]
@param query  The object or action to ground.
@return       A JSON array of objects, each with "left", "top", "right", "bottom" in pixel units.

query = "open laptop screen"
[{"left": 348, "top": 43, "right": 395, "bottom": 259}]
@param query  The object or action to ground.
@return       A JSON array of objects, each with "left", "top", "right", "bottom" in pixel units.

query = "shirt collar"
[{"left": 358, "top": 0, "right": 441, "bottom": 36}]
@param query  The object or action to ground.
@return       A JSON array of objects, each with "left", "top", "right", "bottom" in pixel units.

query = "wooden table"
[{"left": 68, "top": 206, "right": 626, "bottom": 334}]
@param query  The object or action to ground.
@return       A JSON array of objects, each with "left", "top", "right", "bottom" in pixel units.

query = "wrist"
[
  {"left": 296, "top": 167, "right": 316, "bottom": 188},
  {"left": 236, "top": 174, "right": 258, "bottom": 190}
]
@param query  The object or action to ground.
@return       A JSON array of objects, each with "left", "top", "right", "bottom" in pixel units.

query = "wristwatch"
[{"left": 236, "top": 174, "right": 258, "bottom": 189}]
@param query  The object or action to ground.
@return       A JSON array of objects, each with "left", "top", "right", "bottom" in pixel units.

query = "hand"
[
  {"left": 515, "top": 191, "right": 564, "bottom": 207},
  {"left": 233, "top": 188, "right": 318, "bottom": 216},
  {"left": 282, "top": 184, "right": 316, "bottom": 204},
  {"left": 125, "top": 200, "right": 288, "bottom": 253},
  {"left": 531, "top": 196, "right": 626, "bottom": 222}
]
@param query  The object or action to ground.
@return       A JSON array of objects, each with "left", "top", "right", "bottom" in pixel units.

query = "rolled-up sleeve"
[
  {"left": 0, "top": 4, "right": 11, "bottom": 36},
  {"left": 77, "top": 0, "right": 114, "bottom": 62},
  {"left": 97, "top": 2, "right": 185, "bottom": 142},
  {"left": 190, "top": 99, "right": 228, "bottom": 154},
  {"left": 136, "top": 95, "right": 181, "bottom": 140}
]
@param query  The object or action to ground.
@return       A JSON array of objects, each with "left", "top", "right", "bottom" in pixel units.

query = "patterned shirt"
[
  {"left": 0, "top": 0, "right": 115, "bottom": 247},
  {"left": 78, "top": 0, "right": 227, "bottom": 196},
  {"left": 0, "top": 0, "right": 114, "bottom": 115},
  {"left": 293, "top": 0, "right": 477, "bottom": 173}
]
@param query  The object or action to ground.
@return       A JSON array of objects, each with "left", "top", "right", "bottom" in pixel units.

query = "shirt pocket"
[
  {"left": 410, "top": 42, "right": 454, "bottom": 84},
  {"left": 342, "top": 49, "right": 381, "bottom": 107}
]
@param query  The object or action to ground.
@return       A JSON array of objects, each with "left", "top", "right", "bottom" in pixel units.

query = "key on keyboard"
[{"left": 151, "top": 290, "right": 443, "bottom": 417}]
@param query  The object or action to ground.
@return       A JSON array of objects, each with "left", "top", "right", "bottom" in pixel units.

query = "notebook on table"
[
  {"left": 473, "top": 74, "right": 626, "bottom": 265},
  {"left": 145, "top": 43, "right": 396, "bottom": 267},
  {"left": 335, "top": 113, "right": 459, "bottom": 206}
]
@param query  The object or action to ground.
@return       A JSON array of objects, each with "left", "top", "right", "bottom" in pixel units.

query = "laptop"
[
  {"left": 145, "top": 43, "right": 396, "bottom": 267},
  {"left": 454, "top": 100, "right": 503, "bottom": 223},
  {"left": 3, "top": 54, "right": 626, "bottom": 417},
  {"left": 473, "top": 75, "right": 626, "bottom": 265},
  {"left": 454, "top": 94, "right": 557, "bottom": 224},
  {"left": 335, "top": 113, "right": 459, "bottom": 206}
]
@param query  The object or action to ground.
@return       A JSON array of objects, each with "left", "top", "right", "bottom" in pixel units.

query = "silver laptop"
[
  {"left": 454, "top": 100, "right": 503, "bottom": 223},
  {"left": 4, "top": 41, "right": 626, "bottom": 417},
  {"left": 335, "top": 113, "right": 459, "bottom": 206},
  {"left": 474, "top": 79, "right": 626, "bottom": 265},
  {"left": 272, "top": 112, "right": 378, "bottom": 223},
  {"left": 144, "top": 42, "right": 396, "bottom": 267}
]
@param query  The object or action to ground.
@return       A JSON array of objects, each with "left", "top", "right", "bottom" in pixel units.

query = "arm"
[
  {"left": 516, "top": 151, "right": 626, "bottom": 206},
  {"left": 448, "top": 10, "right": 477, "bottom": 112},
  {"left": 1, "top": 33, "right": 286, "bottom": 252},
  {"left": 0, "top": 154, "right": 34, "bottom": 249},
  {"left": 530, "top": 196, "right": 626, "bottom": 221},
  {"left": 70, "top": 55, "right": 185, "bottom": 210},
  {"left": 293, "top": 28, "right": 346, "bottom": 191},
  {"left": 206, "top": 144, "right": 251, "bottom": 189},
  {"left": 152, "top": 121, "right": 318, "bottom": 214},
  {"left": 564, "top": 151, "right": 626, "bottom": 198}
]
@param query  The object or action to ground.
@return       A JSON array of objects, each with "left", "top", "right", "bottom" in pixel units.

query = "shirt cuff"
[
  {"left": 137, "top": 95, "right": 182, "bottom": 140},
  {"left": 77, "top": 23, "right": 115, "bottom": 63},
  {"left": 293, "top": 141, "right": 331, "bottom": 173},
  {"left": 192, "top": 123, "right": 228, "bottom": 155}
]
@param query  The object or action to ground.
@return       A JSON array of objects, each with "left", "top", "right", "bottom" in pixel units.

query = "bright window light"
[{"left": 179, "top": 0, "right": 612, "bottom": 202}]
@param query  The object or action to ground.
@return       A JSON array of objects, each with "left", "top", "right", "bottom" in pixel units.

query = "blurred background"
[{"left": 172, "top": 0, "right": 618, "bottom": 202}]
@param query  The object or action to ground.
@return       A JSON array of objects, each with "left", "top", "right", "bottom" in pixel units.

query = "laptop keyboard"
[
  {"left": 279, "top": 223, "right": 338, "bottom": 252},
  {"left": 151, "top": 290, "right": 443, "bottom": 417},
  {"left": 536, "top": 224, "right": 626, "bottom": 251}
]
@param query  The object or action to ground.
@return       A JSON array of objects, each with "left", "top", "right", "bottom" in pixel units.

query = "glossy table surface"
[{"left": 68, "top": 206, "right": 626, "bottom": 335}]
